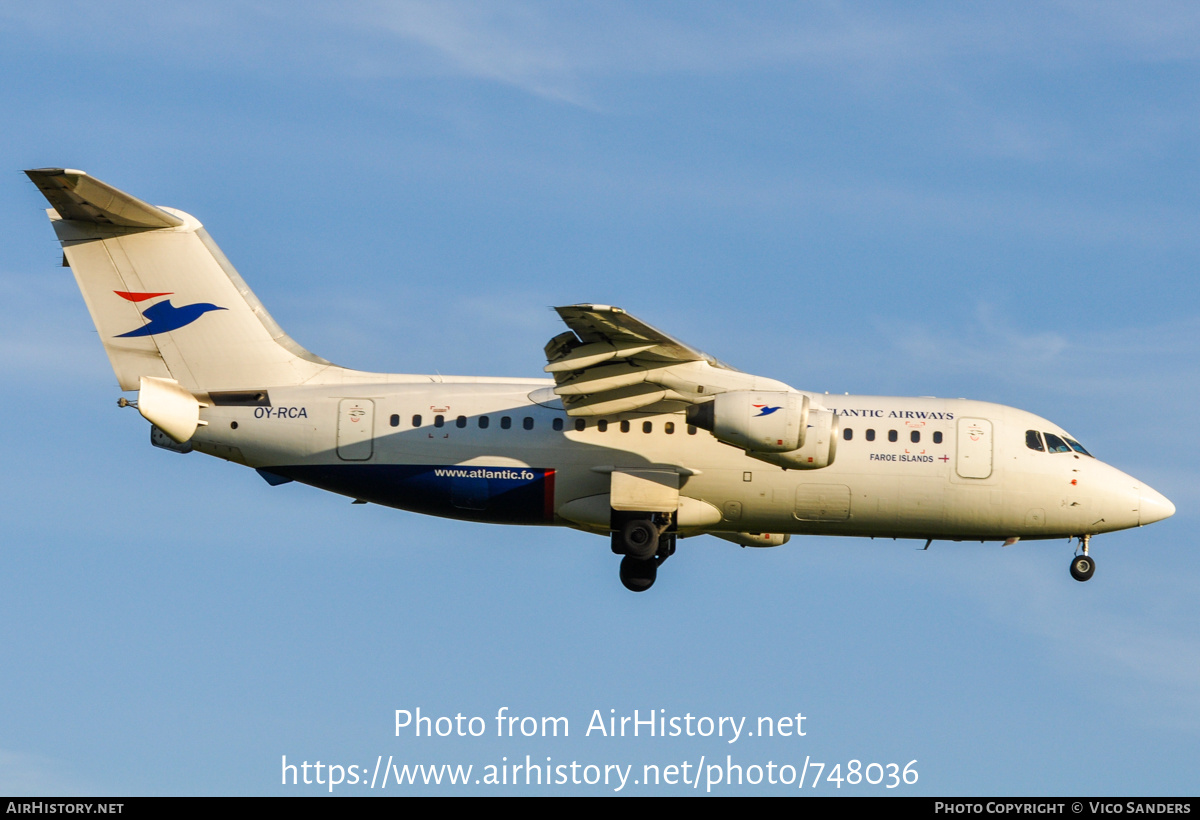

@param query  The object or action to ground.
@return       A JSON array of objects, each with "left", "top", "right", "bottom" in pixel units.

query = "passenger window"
[
  {"left": 643, "top": 421, "right": 653, "bottom": 433},
  {"left": 390, "top": 414, "right": 400, "bottom": 428},
  {"left": 1026, "top": 430, "right": 1045, "bottom": 451},
  {"left": 933, "top": 431, "right": 942, "bottom": 444},
  {"left": 866, "top": 429, "right": 875, "bottom": 442},
  {"left": 1043, "top": 432, "right": 1071, "bottom": 453},
  {"left": 574, "top": 418, "right": 586, "bottom": 432},
  {"left": 500, "top": 416, "right": 512, "bottom": 430},
  {"left": 844, "top": 428, "right": 853, "bottom": 441},
  {"left": 456, "top": 415, "right": 467, "bottom": 428},
  {"left": 888, "top": 430, "right": 898, "bottom": 443},
  {"left": 434, "top": 415, "right": 444, "bottom": 428},
  {"left": 553, "top": 418, "right": 564, "bottom": 431},
  {"left": 620, "top": 420, "right": 630, "bottom": 433},
  {"left": 412, "top": 414, "right": 422, "bottom": 427},
  {"left": 911, "top": 431, "right": 920, "bottom": 443},
  {"left": 523, "top": 417, "right": 534, "bottom": 430},
  {"left": 687, "top": 425, "right": 697, "bottom": 435},
  {"left": 478, "top": 416, "right": 489, "bottom": 429},
  {"left": 664, "top": 422, "right": 675, "bottom": 434},
  {"left": 597, "top": 420, "right": 608, "bottom": 432}
]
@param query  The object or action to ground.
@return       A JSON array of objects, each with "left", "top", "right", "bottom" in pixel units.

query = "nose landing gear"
[
  {"left": 1069, "top": 534, "right": 1095, "bottom": 582},
  {"left": 1069, "top": 554, "right": 1095, "bottom": 582}
]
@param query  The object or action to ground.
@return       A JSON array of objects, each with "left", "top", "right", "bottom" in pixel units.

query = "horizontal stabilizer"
[{"left": 25, "top": 168, "right": 184, "bottom": 228}]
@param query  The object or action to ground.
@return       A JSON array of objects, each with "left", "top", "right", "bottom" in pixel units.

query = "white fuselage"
[{"left": 186, "top": 377, "right": 1171, "bottom": 544}]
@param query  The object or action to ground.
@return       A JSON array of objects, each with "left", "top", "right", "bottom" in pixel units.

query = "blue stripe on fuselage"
[{"left": 264, "top": 464, "right": 554, "bottom": 524}]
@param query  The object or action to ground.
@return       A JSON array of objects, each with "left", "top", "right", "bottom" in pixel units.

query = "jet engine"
[
  {"left": 749, "top": 408, "right": 839, "bottom": 470},
  {"left": 686, "top": 391, "right": 838, "bottom": 470},
  {"left": 686, "top": 391, "right": 809, "bottom": 452}
]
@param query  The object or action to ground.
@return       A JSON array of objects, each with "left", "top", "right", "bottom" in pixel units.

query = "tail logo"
[{"left": 113, "top": 291, "right": 226, "bottom": 338}]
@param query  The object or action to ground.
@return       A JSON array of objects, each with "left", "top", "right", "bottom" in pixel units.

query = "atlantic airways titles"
[{"left": 827, "top": 407, "right": 956, "bottom": 421}]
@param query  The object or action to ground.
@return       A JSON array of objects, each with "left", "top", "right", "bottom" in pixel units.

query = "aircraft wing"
[{"left": 545, "top": 304, "right": 795, "bottom": 416}]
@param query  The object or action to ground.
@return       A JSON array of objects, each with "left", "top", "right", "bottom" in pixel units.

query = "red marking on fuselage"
[
  {"left": 115, "top": 291, "right": 172, "bottom": 302},
  {"left": 543, "top": 469, "right": 556, "bottom": 522}
]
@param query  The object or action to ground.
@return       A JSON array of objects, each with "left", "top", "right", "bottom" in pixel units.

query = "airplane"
[{"left": 25, "top": 168, "right": 1176, "bottom": 592}]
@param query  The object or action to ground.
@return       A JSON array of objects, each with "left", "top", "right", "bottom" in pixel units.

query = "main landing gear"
[
  {"left": 612, "top": 511, "right": 676, "bottom": 593},
  {"left": 618, "top": 555, "right": 659, "bottom": 593},
  {"left": 1069, "top": 534, "right": 1096, "bottom": 582}
]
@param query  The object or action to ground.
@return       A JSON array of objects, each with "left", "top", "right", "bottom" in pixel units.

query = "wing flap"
[
  {"left": 545, "top": 304, "right": 796, "bottom": 417},
  {"left": 561, "top": 383, "right": 670, "bottom": 416},
  {"left": 544, "top": 341, "right": 658, "bottom": 373},
  {"left": 554, "top": 361, "right": 662, "bottom": 395},
  {"left": 551, "top": 304, "right": 715, "bottom": 367}
]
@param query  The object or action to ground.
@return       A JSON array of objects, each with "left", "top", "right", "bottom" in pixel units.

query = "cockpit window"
[
  {"left": 1043, "top": 432, "right": 1072, "bottom": 453},
  {"left": 1026, "top": 430, "right": 1045, "bottom": 451},
  {"left": 1064, "top": 437, "right": 1093, "bottom": 457}
]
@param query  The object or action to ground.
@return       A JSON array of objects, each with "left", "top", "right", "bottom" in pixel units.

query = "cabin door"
[
  {"left": 337, "top": 399, "right": 375, "bottom": 461},
  {"left": 955, "top": 417, "right": 992, "bottom": 479}
]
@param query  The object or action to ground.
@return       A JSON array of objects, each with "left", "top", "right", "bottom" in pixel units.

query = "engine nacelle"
[
  {"left": 749, "top": 409, "right": 839, "bottom": 470},
  {"left": 686, "top": 391, "right": 810, "bottom": 453}
]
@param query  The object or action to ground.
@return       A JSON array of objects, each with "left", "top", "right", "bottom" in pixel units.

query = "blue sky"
[{"left": 1, "top": 1, "right": 1197, "bottom": 795}]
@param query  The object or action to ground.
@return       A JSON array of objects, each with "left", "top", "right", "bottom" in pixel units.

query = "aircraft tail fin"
[{"left": 26, "top": 168, "right": 336, "bottom": 393}]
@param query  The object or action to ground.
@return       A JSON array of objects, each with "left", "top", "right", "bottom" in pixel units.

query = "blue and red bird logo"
[
  {"left": 752, "top": 404, "right": 782, "bottom": 417},
  {"left": 114, "top": 291, "right": 225, "bottom": 338}
]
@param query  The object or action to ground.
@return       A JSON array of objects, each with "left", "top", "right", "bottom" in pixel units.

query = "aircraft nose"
[{"left": 1139, "top": 484, "right": 1175, "bottom": 526}]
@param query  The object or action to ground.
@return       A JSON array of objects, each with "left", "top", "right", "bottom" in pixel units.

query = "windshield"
[{"left": 1064, "top": 437, "right": 1093, "bottom": 457}]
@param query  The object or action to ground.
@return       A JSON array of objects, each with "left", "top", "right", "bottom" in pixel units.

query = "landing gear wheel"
[
  {"left": 621, "top": 519, "right": 661, "bottom": 560},
  {"left": 619, "top": 556, "right": 657, "bottom": 592},
  {"left": 1070, "top": 554, "right": 1095, "bottom": 582}
]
